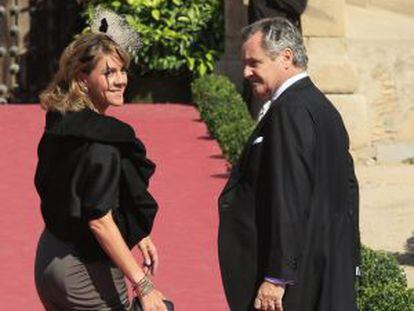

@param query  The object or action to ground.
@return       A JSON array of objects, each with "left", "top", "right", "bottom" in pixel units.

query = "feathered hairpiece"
[{"left": 90, "top": 6, "right": 141, "bottom": 54}]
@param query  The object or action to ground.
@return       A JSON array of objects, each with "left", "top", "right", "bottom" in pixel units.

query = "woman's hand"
[
  {"left": 138, "top": 236, "right": 159, "bottom": 275},
  {"left": 138, "top": 289, "right": 167, "bottom": 311},
  {"left": 90, "top": 213, "right": 167, "bottom": 310}
]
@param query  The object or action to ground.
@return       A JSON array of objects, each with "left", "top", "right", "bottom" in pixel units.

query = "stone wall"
[
  {"left": 345, "top": 3, "right": 414, "bottom": 163},
  {"left": 302, "top": 0, "right": 371, "bottom": 159},
  {"left": 347, "top": 0, "right": 414, "bottom": 17},
  {"left": 218, "top": 0, "right": 414, "bottom": 163}
]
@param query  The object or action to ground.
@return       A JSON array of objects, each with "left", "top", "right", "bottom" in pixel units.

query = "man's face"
[{"left": 242, "top": 31, "right": 286, "bottom": 101}]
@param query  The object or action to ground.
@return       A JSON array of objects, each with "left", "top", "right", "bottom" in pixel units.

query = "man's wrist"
[{"left": 264, "top": 276, "right": 294, "bottom": 286}]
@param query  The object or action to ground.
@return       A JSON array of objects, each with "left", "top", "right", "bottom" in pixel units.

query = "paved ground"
[{"left": 0, "top": 104, "right": 228, "bottom": 310}]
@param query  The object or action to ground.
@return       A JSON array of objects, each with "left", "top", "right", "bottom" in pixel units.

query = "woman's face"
[{"left": 82, "top": 53, "right": 128, "bottom": 113}]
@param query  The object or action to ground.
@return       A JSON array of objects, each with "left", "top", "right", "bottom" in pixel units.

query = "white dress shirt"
[{"left": 257, "top": 72, "right": 309, "bottom": 122}]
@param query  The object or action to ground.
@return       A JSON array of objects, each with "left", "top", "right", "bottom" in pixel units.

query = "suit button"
[
  {"left": 286, "top": 257, "right": 298, "bottom": 270},
  {"left": 222, "top": 203, "right": 230, "bottom": 209}
]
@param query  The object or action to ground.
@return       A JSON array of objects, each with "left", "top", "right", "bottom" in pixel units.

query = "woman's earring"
[{"left": 80, "top": 83, "right": 88, "bottom": 93}]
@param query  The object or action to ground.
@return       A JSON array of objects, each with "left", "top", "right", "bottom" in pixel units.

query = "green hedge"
[
  {"left": 84, "top": 0, "right": 224, "bottom": 76},
  {"left": 192, "top": 74, "right": 254, "bottom": 163},
  {"left": 192, "top": 73, "right": 414, "bottom": 310},
  {"left": 359, "top": 246, "right": 414, "bottom": 311}
]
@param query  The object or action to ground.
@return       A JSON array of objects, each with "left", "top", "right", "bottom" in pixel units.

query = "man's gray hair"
[{"left": 242, "top": 17, "right": 308, "bottom": 69}]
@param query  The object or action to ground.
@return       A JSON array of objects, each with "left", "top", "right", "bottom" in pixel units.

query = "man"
[
  {"left": 248, "top": 0, "right": 308, "bottom": 29},
  {"left": 245, "top": 0, "right": 308, "bottom": 118},
  {"left": 218, "top": 18, "right": 360, "bottom": 311}
]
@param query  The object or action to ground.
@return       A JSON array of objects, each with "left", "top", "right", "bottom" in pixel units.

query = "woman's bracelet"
[{"left": 132, "top": 276, "right": 155, "bottom": 297}]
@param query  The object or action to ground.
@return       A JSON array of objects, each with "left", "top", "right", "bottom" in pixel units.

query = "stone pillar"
[
  {"left": 302, "top": 0, "right": 370, "bottom": 158},
  {"left": 215, "top": 0, "right": 248, "bottom": 92}
]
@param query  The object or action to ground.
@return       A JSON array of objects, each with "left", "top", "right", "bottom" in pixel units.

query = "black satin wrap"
[{"left": 35, "top": 108, "right": 158, "bottom": 261}]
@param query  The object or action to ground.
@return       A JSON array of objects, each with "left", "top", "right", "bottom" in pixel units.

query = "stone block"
[
  {"left": 302, "top": 0, "right": 345, "bottom": 37},
  {"left": 18, "top": 0, "right": 31, "bottom": 54},
  {"left": 376, "top": 143, "right": 414, "bottom": 163},
  {"left": 327, "top": 94, "right": 369, "bottom": 149},
  {"left": 397, "top": 111, "right": 414, "bottom": 141},
  {"left": 304, "top": 37, "right": 348, "bottom": 59},
  {"left": 308, "top": 56, "right": 359, "bottom": 94},
  {"left": 346, "top": 0, "right": 368, "bottom": 6},
  {"left": 371, "top": 0, "right": 414, "bottom": 17}
]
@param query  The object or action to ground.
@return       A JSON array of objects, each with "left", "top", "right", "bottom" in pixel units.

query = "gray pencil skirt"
[{"left": 35, "top": 229, "right": 131, "bottom": 310}]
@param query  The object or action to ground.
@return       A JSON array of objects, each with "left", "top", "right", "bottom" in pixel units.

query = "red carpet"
[{"left": 0, "top": 104, "right": 229, "bottom": 310}]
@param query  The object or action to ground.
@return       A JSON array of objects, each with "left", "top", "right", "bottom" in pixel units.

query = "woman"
[{"left": 34, "top": 33, "right": 168, "bottom": 310}]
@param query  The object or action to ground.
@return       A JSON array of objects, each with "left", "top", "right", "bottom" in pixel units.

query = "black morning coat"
[
  {"left": 248, "top": 0, "right": 308, "bottom": 26},
  {"left": 218, "top": 77, "right": 360, "bottom": 311},
  {"left": 35, "top": 108, "right": 158, "bottom": 261}
]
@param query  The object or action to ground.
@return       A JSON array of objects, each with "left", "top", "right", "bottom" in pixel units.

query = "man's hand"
[
  {"left": 254, "top": 281, "right": 285, "bottom": 311},
  {"left": 138, "top": 236, "right": 159, "bottom": 276}
]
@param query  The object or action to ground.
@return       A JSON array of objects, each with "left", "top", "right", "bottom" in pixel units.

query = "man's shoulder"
[
  {"left": 272, "top": 82, "right": 342, "bottom": 128},
  {"left": 285, "top": 82, "right": 335, "bottom": 111},
  {"left": 276, "top": 85, "right": 316, "bottom": 114},
  {"left": 287, "top": 80, "right": 325, "bottom": 102}
]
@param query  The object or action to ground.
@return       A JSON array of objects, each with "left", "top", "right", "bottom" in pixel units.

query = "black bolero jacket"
[{"left": 35, "top": 108, "right": 158, "bottom": 261}]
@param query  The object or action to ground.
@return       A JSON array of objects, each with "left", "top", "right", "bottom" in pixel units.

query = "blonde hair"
[{"left": 40, "top": 33, "right": 130, "bottom": 113}]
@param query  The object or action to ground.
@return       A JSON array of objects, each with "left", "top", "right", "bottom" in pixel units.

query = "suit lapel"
[
  {"left": 220, "top": 77, "right": 313, "bottom": 195},
  {"left": 239, "top": 77, "right": 312, "bottom": 168}
]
